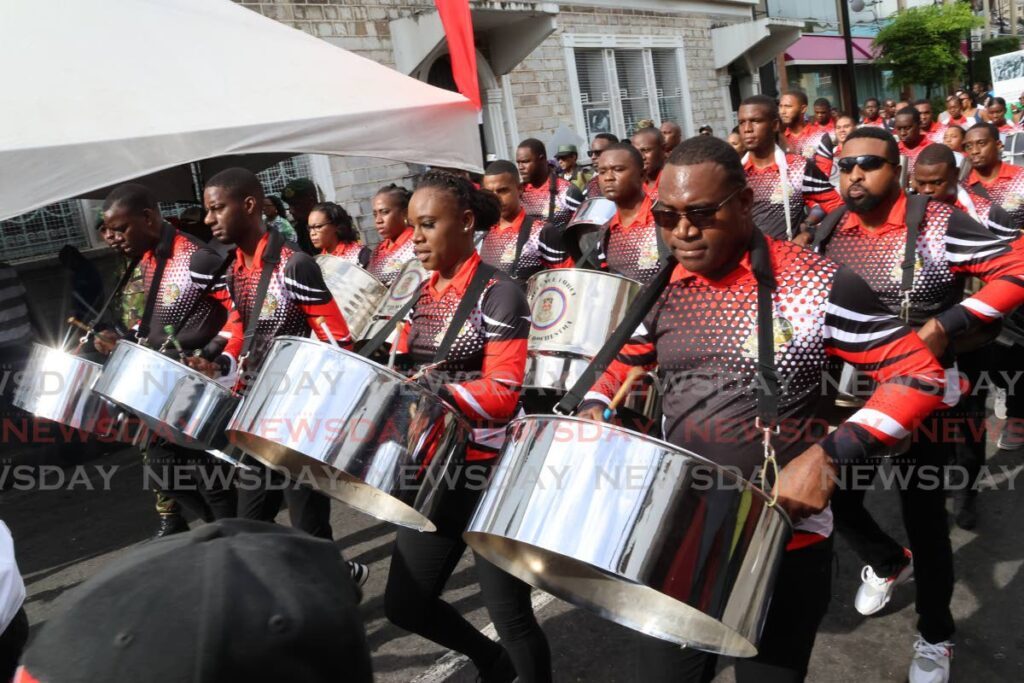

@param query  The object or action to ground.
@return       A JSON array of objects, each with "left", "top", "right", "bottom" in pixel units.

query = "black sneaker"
[
  {"left": 153, "top": 514, "right": 190, "bottom": 539},
  {"left": 477, "top": 649, "right": 516, "bottom": 683}
]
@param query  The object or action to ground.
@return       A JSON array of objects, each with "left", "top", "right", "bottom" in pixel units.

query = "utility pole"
[{"left": 839, "top": 0, "right": 859, "bottom": 118}]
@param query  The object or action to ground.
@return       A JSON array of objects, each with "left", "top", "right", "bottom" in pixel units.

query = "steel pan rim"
[
  {"left": 524, "top": 268, "right": 641, "bottom": 289},
  {"left": 506, "top": 414, "right": 792, "bottom": 526},
  {"left": 109, "top": 340, "right": 236, "bottom": 399},
  {"left": 29, "top": 343, "right": 103, "bottom": 371},
  {"left": 463, "top": 531, "right": 761, "bottom": 657},
  {"left": 315, "top": 254, "right": 387, "bottom": 288},
  {"left": 265, "top": 336, "right": 474, "bottom": 433}
]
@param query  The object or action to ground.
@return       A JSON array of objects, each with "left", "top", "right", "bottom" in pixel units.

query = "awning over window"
[
  {"left": 711, "top": 17, "right": 804, "bottom": 71},
  {"left": 784, "top": 35, "right": 878, "bottom": 66},
  {"left": 390, "top": 3, "right": 558, "bottom": 77}
]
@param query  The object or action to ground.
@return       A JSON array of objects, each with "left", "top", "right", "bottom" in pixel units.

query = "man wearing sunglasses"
[
  {"left": 892, "top": 106, "right": 934, "bottom": 182},
  {"left": 812, "top": 125, "right": 1024, "bottom": 683},
  {"left": 583, "top": 133, "right": 619, "bottom": 199},
  {"left": 579, "top": 142, "right": 664, "bottom": 283},
  {"left": 577, "top": 134, "right": 946, "bottom": 683},
  {"left": 738, "top": 95, "right": 842, "bottom": 241}
]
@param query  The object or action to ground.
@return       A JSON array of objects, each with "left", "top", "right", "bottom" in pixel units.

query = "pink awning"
[{"left": 784, "top": 35, "right": 876, "bottom": 65}]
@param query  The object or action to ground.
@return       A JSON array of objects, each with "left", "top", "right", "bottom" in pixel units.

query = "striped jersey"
[
  {"left": 397, "top": 253, "right": 529, "bottom": 459},
  {"left": 819, "top": 194, "right": 1024, "bottom": 336},
  {"left": 964, "top": 162, "right": 1024, "bottom": 232},
  {"left": 521, "top": 173, "right": 584, "bottom": 231},
  {"left": 579, "top": 237, "right": 946, "bottom": 537},
  {"left": 218, "top": 232, "right": 351, "bottom": 381},
  {"left": 743, "top": 151, "right": 843, "bottom": 239}
]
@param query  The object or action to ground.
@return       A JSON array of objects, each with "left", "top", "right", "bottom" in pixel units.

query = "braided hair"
[{"left": 374, "top": 183, "right": 413, "bottom": 211}]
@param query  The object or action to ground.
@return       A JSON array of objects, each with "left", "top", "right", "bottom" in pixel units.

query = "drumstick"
[
  {"left": 163, "top": 325, "right": 186, "bottom": 359},
  {"left": 316, "top": 316, "right": 338, "bottom": 347},
  {"left": 602, "top": 366, "right": 647, "bottom": 421},
  {"left": 66, "top": 317, "right": 93, "bottom": 333},
  {"left": 387, "top": 322, "right": 403, "bottom": 370},
  {"left": 408, "top": 359, "right": 445, "bottom": 382}
]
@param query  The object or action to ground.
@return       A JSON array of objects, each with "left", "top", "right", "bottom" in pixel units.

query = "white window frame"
[{"left": 563, "top": 33, "right": 695, "bottom": 141}]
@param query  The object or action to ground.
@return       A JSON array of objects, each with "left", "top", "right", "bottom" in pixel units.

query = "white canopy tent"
[{"left": 0, "top": 0, "right": 482, "bottom": 221}]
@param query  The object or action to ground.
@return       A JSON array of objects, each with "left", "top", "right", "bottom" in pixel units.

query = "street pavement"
[{"left": 4, "top": 441, "right": 1023, "bottom": 682}]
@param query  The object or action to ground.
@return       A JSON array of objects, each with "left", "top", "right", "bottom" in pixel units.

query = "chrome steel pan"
[
  {"left": 92, "top": 341, "right": 239, "bottom": 450},
  {"left": 564, "top": 197, "right": 616, "bottom": 261},
  {"left": 13, "top": 343, "right": 119, "bottom": 437},
  {"left": 226, "top": 336, "right": 471, "bottom": 531},
  {"left": 315, "top": 255, "right": 387, "bottom": 339},
  {"left": 464, "top": 415, "right": 792, "bottom": 657},
  {"left": 361, "top": 258, "right": 428, "bottom": 342}
]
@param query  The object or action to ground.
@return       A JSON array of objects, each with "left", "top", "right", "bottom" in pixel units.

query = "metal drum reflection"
[
  {"left": 225, "top": 336, "right": 471, "bottom": 531},
  {"left": 361, "top": 258, "right": 428, "bottom": 342},
  {"left": 464, "top": 415, "right": 792, "bottom": 657},
  {"left": 315, "top": 255, "right": 388, "bottom": 339}
]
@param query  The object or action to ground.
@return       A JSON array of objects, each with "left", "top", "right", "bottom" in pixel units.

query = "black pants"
[
  {"left": 830, "top": 418, "right": 955, "bottom": 644},
  {"left": 384, "top": 461, "right": 552, "bottom": 682},
  {"left": 954, "top": 348, "right": 992, "bottom": 497},
  {"left": 236, "top": 460, "right": 332, "bottom": 539},
  {"left": 145, "top": 442, "right": 236, "bottom": 521},
  {"left": 632, "top": 537, "right": 834, "bottom": 683},
  {"left": 0, "top": 607, "right": 28, "bottom": 682}
]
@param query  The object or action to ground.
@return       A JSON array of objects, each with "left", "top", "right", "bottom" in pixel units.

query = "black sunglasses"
[
  {"left": 588, "top": 150, "right": 602, "bottom": 158},
  {"left": 836, "top": 155, "right": 898, "bottom": 173},
  {"left": 651, "top": 186, "right": 743, "bottom": 229}
]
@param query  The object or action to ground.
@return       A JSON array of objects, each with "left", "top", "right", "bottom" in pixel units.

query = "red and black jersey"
[
  {"left": 325, "top": 241, "right": 366, "bottom": 266},
  {"left": 820, "top": 193, "right": 1024, "bottom": 337},
  {"left": 579, "top": 238, "right": 946, "bottom": 537},
  {"left": 219, "top": 232, "right": 351, "bottom": 380},
  {"left": 861, "top": 116, "right": 888, "bottom": 130},
  {"left": 590, "top": 195, "right": 662, "bottom": 284},
  {"left": 897, "top": 137, "right": 934, "bottom": 179},
  {"left": 396, "top": 253, "right": 529, "bottom": 459},
  {"left": 584, "top": 173, "right": 603, "bottom": 200},
  {"left": 134, "top": 224, "right": 227, "bottom": 353},
  {"left": 954, "top": 186, "right": 1019, "bottom": 239},
  {"left": 521, "top": 173, "right": 584, "bottom": 231},
  {"left": 965, "top": 162, "right": 1024, "bottom": 232},
  {"left": 643, "top": 168, "right": 663, "bottom": 202},
  {"left": 810, "top": 130, "right": 837, "bottom": 177},
  {"left": 366, "top": 227, "right": 416, "bottom": 286},
  {"left": 784, "top": 124, "right": 831, "bottom": 166},
  {"left": 479, "top": 209, "right": 548, "bottom": 282},
  {"left": 743, "top": 150, "right": 843, "bottom": 239}
]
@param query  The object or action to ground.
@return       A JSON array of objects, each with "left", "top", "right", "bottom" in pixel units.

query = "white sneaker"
[
  {"left": 854, "top": 548, "right": 914, "bottom": 616},
  {"left": 909, "top": 636, "right": 952, "bottom": 683}
]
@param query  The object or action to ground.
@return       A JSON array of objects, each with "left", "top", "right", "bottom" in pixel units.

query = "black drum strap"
[
  {"left": 136, "top": 223, "right": 175, "bottom": 343},
  {"left": 357, "top": 292, "right": 420, "bottom": 359},
  {"left": 898, "top": 194, "right": 929, "bottom": 321},
  {"left": 240, "top": 229, "right": 285, "bottom": 364},
  {"left": 555, "top": 259, "right": 675, "bottom": 415},
  {"left": 511, "top": 214, "right": 536, "bottom": 280},
  {"left": 164, "top": 251, "right": 236, "bottom": 344},
  {"left": 433, "top": 263, "right": 498, "bottom": 364},
  {"left": 751, "top": 229, "right": 779, "bottom": 429}
]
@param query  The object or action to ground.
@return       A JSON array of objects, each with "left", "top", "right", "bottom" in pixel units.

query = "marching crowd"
[{"left": 4, "top": 79, "right": 1024, "bottom": 683}]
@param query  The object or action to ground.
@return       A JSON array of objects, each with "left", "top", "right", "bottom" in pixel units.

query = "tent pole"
[{"left": 190, "top": 162, "right": 205, "bottom": 203}]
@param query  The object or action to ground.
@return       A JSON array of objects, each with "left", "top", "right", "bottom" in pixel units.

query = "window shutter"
[
  {"left": 651, "top": 49, "right": 684, "bottom": 126},
  {"left": 574, "top": 48, "right": 614, "bottom": 140},
  {"left": 614, "top": 50, "right": 653, "bottom": 136}
]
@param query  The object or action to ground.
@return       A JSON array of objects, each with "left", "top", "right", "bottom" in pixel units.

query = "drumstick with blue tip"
[
  {"left": 316, "top": 316, "right": 338, "bottom": 347},
  {"left": 601, "top": 366, "right": 647, "bottom": 421}
]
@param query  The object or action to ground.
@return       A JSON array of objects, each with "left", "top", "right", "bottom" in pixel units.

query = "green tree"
[{"left": 873, "top": 3, "right": 983, "bottom": 97}]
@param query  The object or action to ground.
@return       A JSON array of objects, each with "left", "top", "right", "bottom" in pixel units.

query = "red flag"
[{"left": 434, "top": 0, "right": 480, "bottom": 110}]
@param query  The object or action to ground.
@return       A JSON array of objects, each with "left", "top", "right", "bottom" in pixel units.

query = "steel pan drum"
[
  {"left": 315, "top": 255, "right": 388, "bottom": 339},
  {"left": 92, "top": 341, "right": 239, "bottom": 450},
  {"left": 361, "top": 258, "right": 428, "bottom": 341},
  {"left": 13, "top": 343, "right": 119, "bottom": 437},
  {"left": 564, "top": 197, "right": 616, "bottom": 262},
  {"left": 465, "top": 416, "right": 792, "bottom": 657},
  {"left": 523, "top": 269, "right": 641, "bottom": 391},
  {"left": 225, "top": 336, "right": 471, "bottom": 531}
]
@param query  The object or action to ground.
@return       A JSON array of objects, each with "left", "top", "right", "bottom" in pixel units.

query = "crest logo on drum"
[
  {"left": 390, "top": 270, "right": 424, "bottom": 302},
  {"left": 531, "top": 286, "right": 568, "bottom": 331}
]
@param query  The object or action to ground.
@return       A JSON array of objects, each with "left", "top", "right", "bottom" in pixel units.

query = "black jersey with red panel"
[
  {"left": 965, "top": 162, "right": 1024, "bottom": 232},
  {"left": 743, "top": 151, "right": 843, "bottom": 240},
  {"left": 589, "top": 195, "right": 662, "bottom": 284},
  {"left": 479, "top": 210, "right": 549, "bottom": 282},
  {"left": 820, "top": 194, "right": 1024, "bottom": 337},
  {"left": 521, "top": 172, "right": 583, "bottom": 231},
  {"left": 578, "top": 238, "right": 946, "bottom": 537},
  {"left": 396, "top": 253, "right": 529, "bottom": 459},
  {"left": 366, "top": 227, "right": 415, "bottom": 286},
  {"left": 133, "top": 223, "right": 228, "bottom": 353},
  {"left": 219, "top": 232, "right": 351, "bottom": 380}
]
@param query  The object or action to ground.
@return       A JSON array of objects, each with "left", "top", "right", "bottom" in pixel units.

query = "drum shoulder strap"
[
  {"left": 576, "top": 222, "right": 610, "bottom": 271},
  {"left": 433, "top": 263, "right": 498, "bottom": 364},
  {"left": 751, "top": 229, "right": 779, "bottom": 427},
  {"left": 811, "top": 206, "right": 848, "bottom": 253},
  {"left": 357, "top": 285, "right": 422, "bottom": 359},
  {"left": 901, "top": 193, "right": 930, "bottom": 294},
  {"left": 512, "top": 214, "right": 538, "bottom": 280},
  {"left": 166, "top": 251, "right": 236, "bottom": 343},
  {"left": 240, "top": 229, "right": 285, "bottom": 361},
  {"left": 969, "top": 179, "right": 992, "bottom": 201},
  {"left": 137, "top": 223, "right": 176, "bottom": 341}
]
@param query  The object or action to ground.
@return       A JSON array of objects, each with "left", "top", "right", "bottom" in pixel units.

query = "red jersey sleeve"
[{"left": 284, "top": 253, "right": 352, "bottom": 349}]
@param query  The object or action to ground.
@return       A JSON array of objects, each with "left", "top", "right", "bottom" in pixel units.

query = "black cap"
[{"left": 18, "top": 520, "right": 371, "bottom": 683}]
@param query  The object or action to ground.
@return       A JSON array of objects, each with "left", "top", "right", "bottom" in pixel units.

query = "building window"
[
  {"left": 571, "top": 46, "right": 686, "bottom": 140},
  {"left": 0, "top": 200, "right": 90, "bottom": 262}
]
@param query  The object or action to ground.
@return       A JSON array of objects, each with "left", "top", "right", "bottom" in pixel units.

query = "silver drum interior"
[
  {"left": 226, "top": 336, "right": 471, "bottom": 531},
  {"left": 13, "top": 343, "right": 119, "bottom": 437},
  {"left": 315, "top": 255, "right": 387, "bottom": 339},
  {"left": 361, "top": 258, "right": 428, "bottom": 341},
  {"left": 464, "top": 415, "right": 792, "bottom": 658},
  {"left": 91, "top": 341, "right": 239, "bottom": 450},
  {"left": 525, "top": 269, "right": 641, "bottom": 360}
]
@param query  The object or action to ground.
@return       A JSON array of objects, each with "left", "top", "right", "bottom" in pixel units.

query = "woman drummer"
[
  {"left": 366, "top": 184, "right": 415, "bottom": 286},
  {"left": 307, "top": 201, "right": 366, "bottom": 265},
  {"left": 384, "top": 171, "right": 551, "bottom": 682}
]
